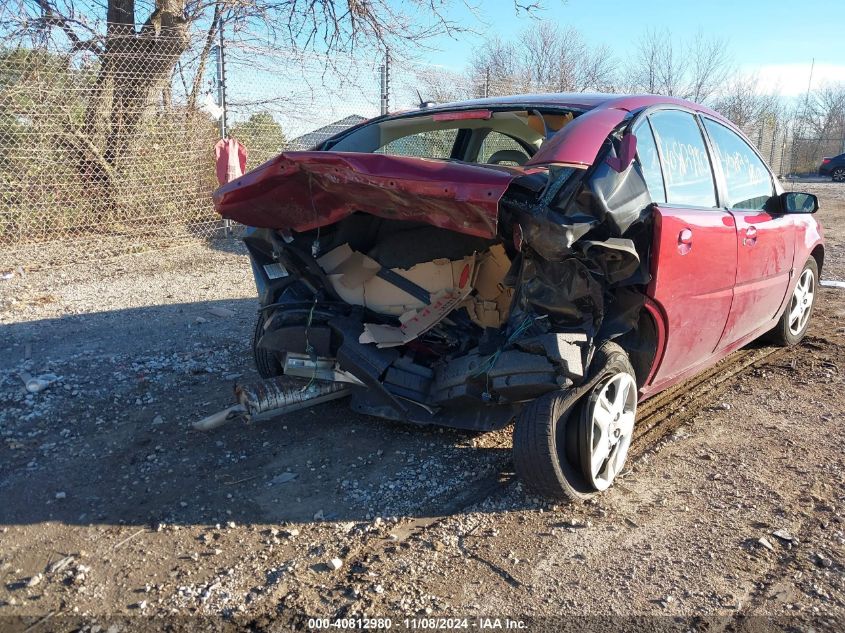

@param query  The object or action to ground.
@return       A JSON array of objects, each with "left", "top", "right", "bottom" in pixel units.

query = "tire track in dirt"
[{"left": 331, "top": 339, "right": 817, "bottom": 599}]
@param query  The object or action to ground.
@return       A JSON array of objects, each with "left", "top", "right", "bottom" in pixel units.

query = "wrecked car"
[{"left": 208, "top": 94, "right": 825, "bottom": 502}]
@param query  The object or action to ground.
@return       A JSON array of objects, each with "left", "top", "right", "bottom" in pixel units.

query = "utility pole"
[
  {"left": 484, "top": 67, "right": 490, "bottom": 98},
  {"left": 214, "top": 19, "right": 231, "bottom": 237},
  {"left": 215, "top": 22, "right": 228, "bottom": 140},
  {"left": 379, "top": 49, "right": 390, "bottom": 115}
]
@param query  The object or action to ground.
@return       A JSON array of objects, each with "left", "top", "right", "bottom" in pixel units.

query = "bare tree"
[
  {"left": 687, "top": 32, "right": 732, "bottom": 102},
  {"left": 469, "top": 36, "right": 526, "bottom": 95},
  {"left": 627, "top": 29, "right": 731, "bottom": 101},
  {"left": 470, "top": 22, "right": 619, "bottom": 95},
  {"left": 714, "top": 73, "right": 781, "bottom": 130},
  {"left": 9, "top": 0, "right": 543, "bottom": 214}
]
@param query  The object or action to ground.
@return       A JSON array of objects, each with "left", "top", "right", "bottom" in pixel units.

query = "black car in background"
[{"left": 819, "top": 152, "right": 845, "bottom": 181}]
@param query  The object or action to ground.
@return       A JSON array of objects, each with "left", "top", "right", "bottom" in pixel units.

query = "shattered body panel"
[{"left": 218, "top": 92, "right": 823, "bottom": 430}]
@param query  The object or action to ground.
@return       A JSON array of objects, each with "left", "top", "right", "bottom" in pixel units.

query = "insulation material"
[
  {"left": 318, "top": 244, "right": 472, "bottom": 316},
  {"left": 360, "top": 269, "right": 477, "bottom": 348},
  {"left": 462, "top": 244, "right": 514, "bottom": 329}
]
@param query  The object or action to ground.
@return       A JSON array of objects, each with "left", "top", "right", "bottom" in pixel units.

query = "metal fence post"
[
  {"left": 215, "top": 21, "right": 231, "bottom": 237},
  {"left": 380, "top": 49, "right": 390, "bottom": 115}
]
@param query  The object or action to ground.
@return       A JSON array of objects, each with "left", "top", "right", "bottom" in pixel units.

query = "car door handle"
[
  {"left": 743, "top": 226, "right": 758, "bottom": 246},
  {"left": 677, "top": 228, "right": 693, "bottom": 255}
]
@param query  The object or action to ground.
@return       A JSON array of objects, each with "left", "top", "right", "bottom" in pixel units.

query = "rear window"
[
  {"left": 376, "top": 129, "right": 458, "bottom": 159},
  {"left": 328, "top": 108, "right": 577, "bottom": 164}
]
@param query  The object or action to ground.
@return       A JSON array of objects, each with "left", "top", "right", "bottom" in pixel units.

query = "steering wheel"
[{"left": 487, "top": 149, "right": 530, "bottom": 166}]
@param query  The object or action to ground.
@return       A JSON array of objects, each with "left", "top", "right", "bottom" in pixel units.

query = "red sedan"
[{"left": 213, "top": 93, "right": 824, "bottom": 501}]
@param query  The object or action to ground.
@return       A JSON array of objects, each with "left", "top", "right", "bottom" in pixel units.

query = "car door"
[
  {"left": 636, "top": 110, "right": 738, "bottom": 386},
  {"left": 700, "top": 117, "right": 795, "bottom": 347}
]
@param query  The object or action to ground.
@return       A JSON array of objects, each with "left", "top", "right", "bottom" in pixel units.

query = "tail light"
[{"left": 822, "top": 158, "right": 831, "bottom": 164}]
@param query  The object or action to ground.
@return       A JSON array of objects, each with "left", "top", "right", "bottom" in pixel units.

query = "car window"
[
  {"left": 702, "top": 118, "right": 774, "bottom": 210},
  {"left": 376, "top": 129, "right": 458, "bottom": 159},
  {"left": 647, "top": 110, "right": 717, "bottom": 208},
  {"left": 632, "top": 120, "right": 666, "bottom": 203},
  {"left": 477, "top": 131, "right": 529, "bottom": 164}
]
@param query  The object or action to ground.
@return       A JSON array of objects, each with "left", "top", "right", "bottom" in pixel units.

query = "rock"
[
  {"left": 815, "top": 553, "right": 833, "bottom": 569},
  {"left": 373, "top": 584, "right": 384, "bottom": 594},
  {"left": 758, "top": 537, "right": 775, "bottom": 552},
  {"left": 48, "top": 556, "right": 74, "bottom": 574},
  {"left": 327, "top": 558, "right": 343, "bottom": 571},
  {"left": 27, "top": 573, "right": 43, "bottom": 587},
  {"left": 194, "top": 317, "right": 208, "bottom": 324},
  {"left": 772, "top": 529, "right": 797, "bottom": 543},
  {"left": 207, "top": 307, "right": 236, "bottom": 318},
  {"left": 313, "top": 510, "right": 325, "bottom": 521},
  {"left": 55, "top": 491, "right": 66, "bottom": 500},
  {"left": 269, "top": 472, "right": 298, "bottom": 485}
]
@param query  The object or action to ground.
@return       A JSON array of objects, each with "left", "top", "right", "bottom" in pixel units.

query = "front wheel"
[
  {"left": 512, "top": 341, "right": 637, "bottom": 502},
  {"left": 770, "top": 258, "right": 818, "bottom": 347}
]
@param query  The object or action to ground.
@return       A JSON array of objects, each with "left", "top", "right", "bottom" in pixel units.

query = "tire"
[
  {"left": 769, "top": 257, "right": 818, "bottom": 347},
  {"left": 832, "top": 168, "right": 845, "bottom": 182},
  {"left": 512, "top": 341, "right": 637, "bottom": 502},
  {"left": 253, "top": 310, "right": 283, "bottom": 378}
]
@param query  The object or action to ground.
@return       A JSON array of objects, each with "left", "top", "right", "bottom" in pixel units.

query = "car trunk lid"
[{"left": 213, "top": 151, "right": 530, "bottom": 238}]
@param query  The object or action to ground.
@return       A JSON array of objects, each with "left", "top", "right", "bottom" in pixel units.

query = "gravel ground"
[{"left": 0, "top": 183, "right": 844, "bottom": 632}]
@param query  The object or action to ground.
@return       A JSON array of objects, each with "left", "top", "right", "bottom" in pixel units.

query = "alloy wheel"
[
  {"left": 583, "top": 372, "right": 637, "bottom": 491},
  {"left": 787, "top": 268, "right": 815, "bottom": 336}
]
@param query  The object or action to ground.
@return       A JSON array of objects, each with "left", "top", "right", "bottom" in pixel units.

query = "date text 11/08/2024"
[{"left": 306, "top": 617, "right": 528, "bottom": 630}]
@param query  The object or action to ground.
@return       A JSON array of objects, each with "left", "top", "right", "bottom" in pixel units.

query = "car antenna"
[{"left": 416, "top": 89, "right": 436, "bottom": 109}]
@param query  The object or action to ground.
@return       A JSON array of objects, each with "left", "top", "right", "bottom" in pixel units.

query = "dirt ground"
[{"left": 1, "top": 182, "right": 844, "bottom": 632}]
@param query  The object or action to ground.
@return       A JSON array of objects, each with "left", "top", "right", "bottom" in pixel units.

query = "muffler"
[{"left": 192, "top": 377, "right": 351, "bottom": 431}]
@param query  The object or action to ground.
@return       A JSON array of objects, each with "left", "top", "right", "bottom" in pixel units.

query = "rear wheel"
[
  {"left": 770, "top": 258, "right": 817, "bottom": 347},
  {"left": 832, "top": 168, "right": 845, "bottom": 182},
  {"left": 253, "top": 310, "right": 283, "bottom": 377},
  {"left": 512, "top": 341, "right": 637, "bottom": 502}
]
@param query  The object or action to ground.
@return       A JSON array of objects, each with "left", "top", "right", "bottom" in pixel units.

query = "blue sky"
[{"left": 417, "top": 0, "right": 845, "bottom": 95}]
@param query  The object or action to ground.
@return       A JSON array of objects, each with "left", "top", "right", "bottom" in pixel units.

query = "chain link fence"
[{"left": 0, "top": 22, "right": 842, "bottom": 270}]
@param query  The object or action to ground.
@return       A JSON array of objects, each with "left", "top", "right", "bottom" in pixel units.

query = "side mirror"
[{"left": 780, "top": 191, "right": 819, "bottom": 214}]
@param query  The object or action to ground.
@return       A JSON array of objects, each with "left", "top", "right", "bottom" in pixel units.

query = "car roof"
[{"left": 400, "top": 92, "right": 727, "bottom": 124}]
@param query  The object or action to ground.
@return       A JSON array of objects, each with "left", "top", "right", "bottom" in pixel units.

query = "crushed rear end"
[{"left": 212, "top": 110, "right": 656, "bottom": 431}]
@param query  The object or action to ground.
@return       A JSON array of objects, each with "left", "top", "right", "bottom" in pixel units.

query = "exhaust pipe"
[{"left": 193, "top": 377, "right": 351, "bottom": 431}]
